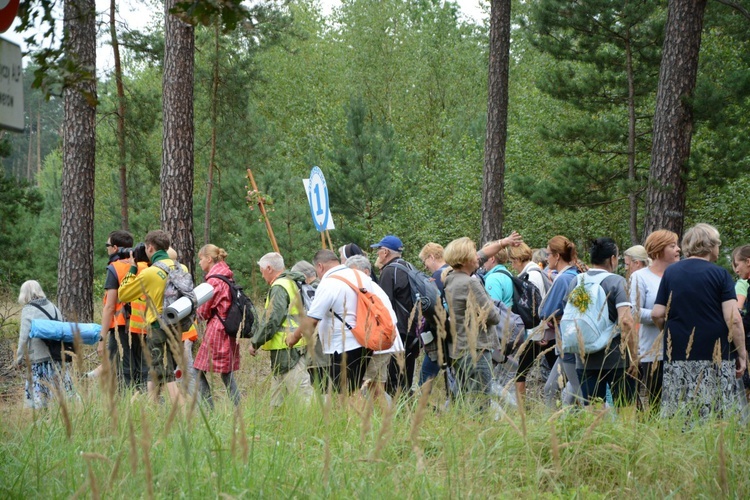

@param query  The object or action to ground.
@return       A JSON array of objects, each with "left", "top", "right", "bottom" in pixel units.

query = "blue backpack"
[{"left": 560, "top": 272, "right": 616, "bottom": 354}]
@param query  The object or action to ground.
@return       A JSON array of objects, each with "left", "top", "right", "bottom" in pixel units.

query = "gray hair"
[
  {"left": 345, "top": 255, "right": 372, "bottom": 274},
  {"left": 258, "top": 252, "right": 285, "bottom": 271},
  {"left": 682, "top": 223, "right": 721, "bottom": 258},
  {"left": 18, "top": 280, "right": 46, "bottom": 305},
  {"left": 624, "top": 245, "right": 650, "bottom": 264},
  {"left": 291, "top": 260, "right": 316, "bottom": 280}
]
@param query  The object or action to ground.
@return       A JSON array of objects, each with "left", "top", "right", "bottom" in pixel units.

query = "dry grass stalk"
[
  {"left": 163, "top": 388, "right": 182, "bottom": 435},
  {"left": 581, "top": 409, "right": 608, "bottom": 442},
  {"left": 549, "top": 421, "right": 561, "bottom": 473},
  {"left": 84, "top": 457, "right": 101, "bottom": 500},
  {"left": 105, "top": 451, "right": 123, "bottom": 495},
  {"left": 99, "top": 348, "right": 119, "bottom": 430},
  {"left": 685, "top": 328, "right": 696, "bottom": 360},
  {"left": 321, "top": 384, "right": 332, "bottom": 489},
  {"left": 359, "top": 389, "right": 374, "bottom": 447},
  {"left": 712, "top": 339, "right": 722, "bottom": 367},
  {"left": 139, "top": 406, "right": 155, "bottom": 500},
  {"left": 72, "top": 325, "right": 85, "bottom": 374},
  {"left": 718, "top": 424, "right": 728, "bottom": 496},
  {"left": 463, "top": 290, "right": 485, "bottom": 363},
  {"left": 666, "top": 329, "right": 672, "bottom": 362},
  {"left": 50, "top": 380, "right": 72, "bottom": 439},
  {"left": 233, "top": 404, "right": 249, "bottom": 462},
  {"left": 128, "top": 418, "right": 138, "bottom": 475},
  {"left": 370, "top": 391, "right": 397, "bottom": 461},
  {"left": 410, "top": 378, "right": 431, "bottom": 472},
  {"left": 518, "top": 388, "right": 527, "bottom": 438}
]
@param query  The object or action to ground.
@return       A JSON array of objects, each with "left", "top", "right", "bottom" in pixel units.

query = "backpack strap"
[
  {"left": 153, "top": 260, "right": 173, "bottom": 276},
  {"left": 496, "top": 268, "right": 514, "bottom": 279},
  {"left": 328, "top": 273, "right": 365, "bottom": 331},
  {"left": 206, "top": 273, "right": 233, "bottom": 284},
  {"left": 204, "top": 273, "right": 237, "bottom": 324},
  {"left": 383, "top": 260, "right": 416, "bottom": 316},
  {"left": 27, "top": 302, "right": 59, "bottom": 321}
]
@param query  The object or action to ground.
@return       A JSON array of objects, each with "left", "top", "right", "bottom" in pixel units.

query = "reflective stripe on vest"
[
  {"left": 128, "top": 262, "right": 149, "bottom": 334},
  {"left": 103, "top": 260, "right": 132, "bottom": 329},
  {"left": 261, "top": 276, "right": 306, "bottom": 351}
]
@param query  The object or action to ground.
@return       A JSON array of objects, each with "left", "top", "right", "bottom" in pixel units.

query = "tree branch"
[{"left": 714, "top": 0, "right": 750, "bottom": 20}]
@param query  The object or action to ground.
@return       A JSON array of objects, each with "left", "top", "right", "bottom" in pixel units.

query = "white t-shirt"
[
  {"left": 629, "top": 267, "right": 663, "bottom": 362},
  {"left": 307, "top": 265, "right": 401, "bottom": 355}
]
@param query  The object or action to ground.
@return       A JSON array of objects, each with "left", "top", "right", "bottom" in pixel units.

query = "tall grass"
[{"left": 2, "top": 361, "right": 750, "bottom": 498}]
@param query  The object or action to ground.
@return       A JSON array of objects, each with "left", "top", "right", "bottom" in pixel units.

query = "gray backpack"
[{"left": 154, "top": 260, "right": 197, "bottom": 332}]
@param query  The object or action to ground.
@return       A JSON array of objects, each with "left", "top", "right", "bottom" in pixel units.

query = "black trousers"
[
  {"left": 107, "top": 326, "right": 149, "bottom": 391},
  {"left": 330, "top": 347, "right": 371, "bottom": 394},
  {"left": 386, "top": 335, "right": 420, "bottom": 395}
]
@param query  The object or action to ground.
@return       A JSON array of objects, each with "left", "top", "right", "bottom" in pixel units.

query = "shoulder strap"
[
  {"left": 206, "top": 274, "right": 234, "bottom": 286},
  {"left": 586, "top": 271, "right": 613, "bottom": 286},
  {"left": 153, "top": 261, "right": 171, "bottom": 274},
  {"left": 328, "top": 273, "right": 366, "bottom": 330},
  {"left": 388, "top": 261, "right": 414, "bottom": 273},
  {"left": 496, "top": 268, "right": 515, "bottom": 280},
  {"left": 27, "top": 302, "right": 59, "bottom": 321}
]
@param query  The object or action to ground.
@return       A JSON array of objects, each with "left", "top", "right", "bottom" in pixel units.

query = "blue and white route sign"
[{"left": 304, "top": 166, "right": 334, "bottom": 232}]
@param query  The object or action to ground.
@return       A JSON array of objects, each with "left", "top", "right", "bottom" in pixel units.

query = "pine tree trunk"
[
  {"left": 162, "top": 0, "right": 195, "bottom": 275},
  {"left": 111, "top": 0, "right": 129, "bottom": 231},
  {"left": 643, "top": 0, "right": 707, "bottom": 239},
  {"left": 58, "top": 0, "right": 97, "bottom": 322},
  {"left": 481, "top": 0, "right": 511, "bottom": 245}
]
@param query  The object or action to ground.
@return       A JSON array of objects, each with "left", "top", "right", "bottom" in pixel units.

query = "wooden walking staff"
[
  {"left": 325, "top": 230, "right": 333, "bottom": 250},
  {"left": 246, "top": 168, "right": 280, "bottom": 254}
]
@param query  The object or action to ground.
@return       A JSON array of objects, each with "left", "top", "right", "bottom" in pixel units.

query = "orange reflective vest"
[
  {"left": 128, "top": 262, "right": 149, "bottom": 335},
  {"left": 103, "top": 260, "right": 132, "bottom": 329}
]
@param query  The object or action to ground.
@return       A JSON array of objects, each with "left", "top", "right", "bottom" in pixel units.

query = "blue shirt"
[
  {"left": 484, "top": 265, "right": 514, "bottom": 307},
  {"left": 539, "top": 267, "right": 579, "bottom": 320}
]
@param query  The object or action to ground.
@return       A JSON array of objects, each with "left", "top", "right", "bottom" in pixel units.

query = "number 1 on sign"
[{"left": 313, "top": 184, "right": 324, "bottom": 216}]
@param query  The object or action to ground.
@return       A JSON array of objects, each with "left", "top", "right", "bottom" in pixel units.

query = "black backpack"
[
  {"left": 387, "top": 261, "right": 441, "bottom": 321},
  {"left": 207, "top": 274, "right": 256, "bottom": 338},
  {"left": 27, "top": 302, "right": 74, "bottom": 364},
  {"left": 496, "top": 268, "right": 543, "bottom": 329}
]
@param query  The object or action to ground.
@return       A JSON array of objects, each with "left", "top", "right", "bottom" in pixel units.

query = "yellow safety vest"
[{"left": 261, "top": 277, "right": 307, "bottom": 351}]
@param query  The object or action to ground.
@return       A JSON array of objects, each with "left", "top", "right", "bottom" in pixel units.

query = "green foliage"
[
  {"left": 326, "top": 96, "right": 413, "bottom": 244},
  {"left": 514, "top": 0, "right": 664, "bottom": 239},
  {"left": 688, "top": 2, "right": 750, "bottom": 188},
  {"left": 0, "top": 175, "right": 43, "bottom": 286},
  {"left": 6, "top": 0, "right": 749, "bottom": 295}
]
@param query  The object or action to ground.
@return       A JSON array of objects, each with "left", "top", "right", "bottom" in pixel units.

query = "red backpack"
[{"left": 329, "top": 272, "right": 397, "bottom": 351}]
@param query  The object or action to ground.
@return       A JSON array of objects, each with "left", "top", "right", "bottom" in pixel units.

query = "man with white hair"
[{"left": 250, "top": 252, "right": 313, "bottom": 407}]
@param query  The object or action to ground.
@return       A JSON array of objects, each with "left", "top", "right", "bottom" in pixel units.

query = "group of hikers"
[{"left": 13, "top": 223, "right": 750, "bottom": 421}]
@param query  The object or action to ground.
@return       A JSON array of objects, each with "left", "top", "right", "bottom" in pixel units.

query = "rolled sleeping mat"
[
  {"left": 29, "top": 320, "right": 102, "bottom": 345},
  {"left": 163, "top": 282, "right": 215, "bottom": 325}
]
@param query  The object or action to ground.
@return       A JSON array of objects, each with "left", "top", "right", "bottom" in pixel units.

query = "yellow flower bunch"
[{"left": 570, "top": 283, "right": 591, "bottom": 313}]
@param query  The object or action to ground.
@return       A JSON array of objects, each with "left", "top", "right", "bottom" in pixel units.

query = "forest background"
[{"left": 1, "top": 0, "right": 749, "bottom": 304}]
